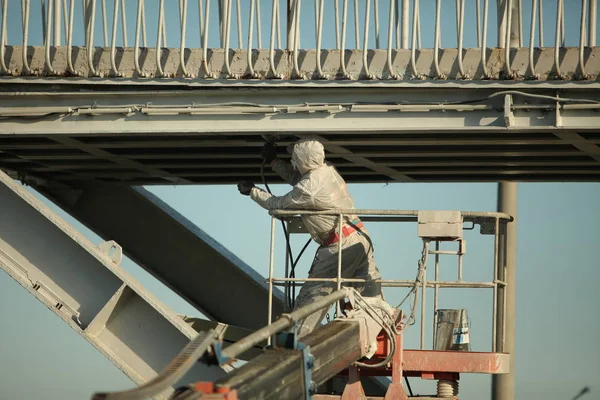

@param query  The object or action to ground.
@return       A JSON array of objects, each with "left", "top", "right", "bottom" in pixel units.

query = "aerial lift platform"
[{"left": 93, "top": 208, "right": 512, "bottom": 399}]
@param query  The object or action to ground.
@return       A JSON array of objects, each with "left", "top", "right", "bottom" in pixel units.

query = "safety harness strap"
[{"left": 322, "top": 220, "right": 364, "bottom": 247}]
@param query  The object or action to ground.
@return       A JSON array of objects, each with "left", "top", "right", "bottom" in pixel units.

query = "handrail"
[
  {"left": 266, "top": 208, "right": 512, "bottom": 353},
  {"left": 270, "top": 208, "right": 514, "bottom": 222},
  {"left": 225, "top": 288, "right": 350, "bottom": 357},
  {"left": 3, "top": 0, "right": 598, "bottom": 80}
]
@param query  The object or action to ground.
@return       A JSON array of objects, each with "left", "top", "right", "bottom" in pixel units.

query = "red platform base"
[{"left": 327, "top": 325, "right": 509, "bottom": 399}]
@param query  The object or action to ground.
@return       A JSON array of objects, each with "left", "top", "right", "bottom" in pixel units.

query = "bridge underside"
[{"left": 1, "top": 77, "right": 600, "bottom": 185}]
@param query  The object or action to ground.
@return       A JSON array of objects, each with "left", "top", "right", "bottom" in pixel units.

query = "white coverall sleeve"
[
  {"left": 271, "top": 159, "right": 302, "bottom": 185},
  {"left": 250, "top": 184, "right": 314, "bottom": 211}
]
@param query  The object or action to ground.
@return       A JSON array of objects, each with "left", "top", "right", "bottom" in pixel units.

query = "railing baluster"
[
  {"left": 554, "top": 0, "right": 563, "bottom": 78},
  {"left": 561, "top": 0, "right": 565, "bottom": 46},
  {"left": 401, "top": 0, "right": 408, "bottom": 49},
  {"left": 362, "top": 0, "right": 375, "bottom": 79},
  {"left": 293, "top": 0, "right": 303, "bottom": 78},
  {"left": 590, "top": 0, "right": 597, "bottom": 46},
  {"left": 504, "top": 0, "right": 514, "bottom": 78},
  {"left": 395, "top": 0, "right": 401, "bottom": 49},
  {"left": 269, "top": 0, "right": 282, "bottom": 78},
  {"left": 386, "top": 0, "right": 399, "bottom": 79},
  {"left": 476, "top": 0, "right": 481, "bottom": 47},
  {"left": 22, "top": 0, "right": 32, "bottom": 75},
  {"left": 86, "top": 0, "right": 98, "bottom": 76},
  {"left": 313, "top": 0, "right": 318, "bottom": 43},
  {"left": 236, "top": 0, "right": 242, "bottom": 49},
  {"left": 134, "top": 0, "right": 146, "bottom": 77},
  {"left": 410, "top": 0, "right": 420, "bottom": 79},
  {"left": 198, "top": 0, "right": 204, "bottom": 46},
  {"left": 256, "top": 0, "right": 262, "bottom": 48},
  {"left": 202, "top": 0, "right": 216, "bottom": 78},
  {"left": 161, "top": 2, "right": 167, "bottom": 48},
  {"left": 457, "top": 0, "right": 467, "bottom": 78},
  {"left": 1, "top": 0, "right": 597, "bottom": 81},
  {"left": 416, "top": 0, "right": 421, "bottom": 48},
  {"left": 481, "top": 0, "right": 489, "bottom": 77},
  {"left": 41, "top": 0, "right": 47, "bottom": 45},
  {"left": 66, "top": 0, "right": 76, "bottom": 75},
  {"left": 101, "top": 0, "right": 107, "bottom": 46},
  {"left": 45, "top": 0, "right": 57, "bottom": 74},
  {"left": 455, "top": 0, "right": 459, "bottom": 47},
  {"left": 156, "top": 0, "right": 165, "bottom": 77},
  {"left": 529, "top": 0, "right": 539, "bottom": 79},
  {"left": 334, "top": 0, "right": 340, "bottom": 49},
  {"left": 275, "top": 0, "right": 281, "bottom": 49},
  {"left": 0, "top": 0, "right": 8, "bottom": 74},
  {"left": 179, "top": 0, "right": 192, "bottom": 77},
  {"left": 353, "top": 0, "right": 359, "bottom": 48},
  {"left": 579, "top": 0, "right": 589, "bottom": 78},
  {"left": 316, "top": 0, "right": 327, "bottom": 78},
  {"left": 141, "top": 0, "right": 146, "bottom": 47},
  {"left": 433, "top": 0, "right": 443, "bottom": 78},
  {"left": 202, "top": 0, "right": 217, "bottom": 79},
  {"left": 374, "top": 0, "right": 380, "bottom": 49},
  {"left": 224, "top": 0, "right": 239, "bottom": 78},
  {"left": 81, "top": 0, "right": 87, "bottom": 44},
  {"left": 120, "top": 0, "right": 127, "bottom": 47},
  {"left": 247, "top": 0, "right": 259, "bottom": 78},
  {"left": 339, "top": 0, "right": 352, "bottom": 79},
  {"left": 110, "top": 0, "right": 122, "bottom": 76},
  {"left": 63, "top": 0, "right": 68, "bottom": 44},
  {"left": 517, "top": 0, "right": 522, "bottom": 47},
  {"left": 539, "top": 0, "right": 543, "bottom": 47}
]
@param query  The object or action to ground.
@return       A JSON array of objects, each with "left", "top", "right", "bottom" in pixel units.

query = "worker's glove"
[
  {"left": 261, "top": 142, "right": 278, "bottom": 164},
  {"left": 237, "top": 181, "right": 256, "bottom": 196}
]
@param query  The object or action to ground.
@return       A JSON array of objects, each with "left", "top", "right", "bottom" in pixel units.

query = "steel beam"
[
  {"left": 552, "top": 131, "right": 600, "bottom": 162},
  {"left": 3, "top": 137, "right": 600, "bottom": 152},
  {"left": 492, "top": 182, "right": 518, "bottom": 400},
  {"left": 32, "top": 180, "right": 286, "bottom": 331},
  {"left": 0, "top": 88, "right": 599, "bottom": 137},
  {"left": 0, "top": 170, "right": 227, "bottom": 399},
  {"left": 50, "top": 136, "right": 191, "bottom": 184},
  {"left": 0, "top": 105, "right": 598, "bottom": 136},
  {"left": 1, "top": 81, "right": 599, "bottom": 184},
  {"left": 213, "top": 321, "right": 364, "bottom": 399}
]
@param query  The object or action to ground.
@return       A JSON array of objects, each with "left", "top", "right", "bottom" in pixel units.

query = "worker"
[{"left": 237, "top": 139, "right": 383, "bottom": 338}]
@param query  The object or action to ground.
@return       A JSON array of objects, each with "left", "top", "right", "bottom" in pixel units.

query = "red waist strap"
[{"left": 322, "top": 221, "right": 364, "bottom": 247}]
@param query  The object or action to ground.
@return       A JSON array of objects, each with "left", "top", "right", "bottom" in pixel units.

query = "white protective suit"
[{"left": 250, "top": 139, "right": 383, "bottom": 338}]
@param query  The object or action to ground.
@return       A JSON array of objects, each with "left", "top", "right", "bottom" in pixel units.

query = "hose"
[
  {"left": 395, "top": 239, "right": 428, "bottom": 328},
  {"left": 260, "top": 159, "right": 311, "bottom": 310},
  {"left": 350, "top": 291, "right": 398, "bottom": 369}
]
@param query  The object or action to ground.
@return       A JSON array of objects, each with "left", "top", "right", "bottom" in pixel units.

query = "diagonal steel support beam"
[
  {"left": 32, "top": 180, "right": 287, "bottom": 331},
  {"left": 0, "top": 170, "right": 227, "bottom": 399},
  {"left": 552, "top": 131, "right": 600, "bottom": 162},
  {"left": 50, "top": 136, "right": 191, "bottom": 184},
  {"left": 309, "top": 135, "right": 413, "bottom": 182}
]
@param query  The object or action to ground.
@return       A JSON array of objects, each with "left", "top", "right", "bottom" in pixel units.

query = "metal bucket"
[{"left": 434, "top": 309, "right": 471, "bottom": 351}]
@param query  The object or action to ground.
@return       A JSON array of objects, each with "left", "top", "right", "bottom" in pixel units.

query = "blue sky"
[
  {"left": 1, "top": 182, "right": 598, "bottom": 399},
  {"left": 2, "top": 0, "right": 588, "bottom": 49},
  {"left": 1, "top": 1, "right": 599, "bottom": 399}
]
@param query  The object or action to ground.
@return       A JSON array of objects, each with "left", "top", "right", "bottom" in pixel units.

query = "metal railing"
[
  {"left": 265, "top": 209, "right": 513, "bottom": 353},
  {"left": 0, "top": 0, "right": 597, "bottom": 79}
]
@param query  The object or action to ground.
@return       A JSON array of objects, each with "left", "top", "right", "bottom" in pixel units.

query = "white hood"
[{"left": 291, "top": 139, "right": 325, "bottom": 174}]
